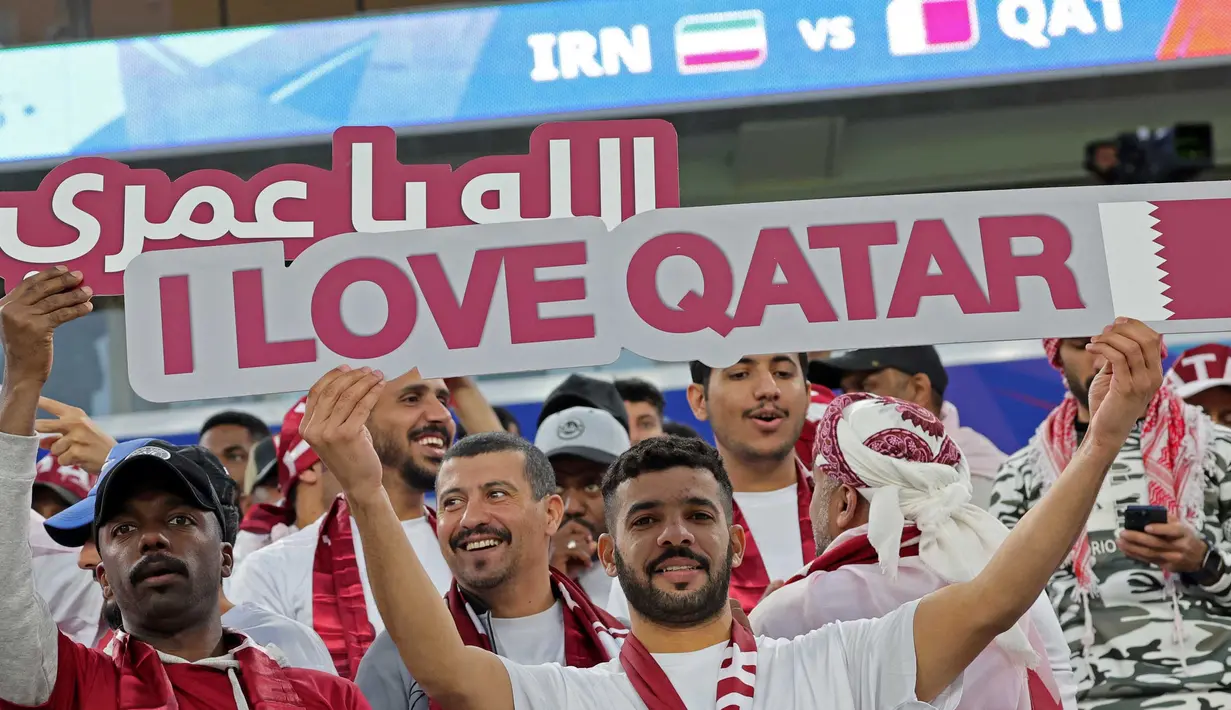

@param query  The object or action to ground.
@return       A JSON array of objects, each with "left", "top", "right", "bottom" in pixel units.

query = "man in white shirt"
[
  {"left": 751, "top": 392, "right": 1077, "bottom": 710},
  {"left": 613, "top": 353, "right": 816, "bottom": 613},
  {"left": 810, "top": 346, "right": 1007, "bottom": 510},
  {"left": 355, "top": 431, "right": 626, "bottom": 710},
  {"left": 42, "top": 439, "right": 338, "bottom": 675},
  {"left": 298, "top": 321, "right": 1163, "bottom": 710},
  {"left": 230, "top": 369, "right": 508, "bottom": 679},
  {"left": 537, "top": 406, "right": 631, "bottom": 610}
]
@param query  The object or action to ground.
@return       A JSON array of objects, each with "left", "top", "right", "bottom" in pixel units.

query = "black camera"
[{"left": 1084, "top": 123, "right": 1213, "bottom": 184}]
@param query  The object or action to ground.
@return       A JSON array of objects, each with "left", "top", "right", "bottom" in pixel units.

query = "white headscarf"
[{"left": 813, "top": 392, "right": 1035, "bottom": 667}]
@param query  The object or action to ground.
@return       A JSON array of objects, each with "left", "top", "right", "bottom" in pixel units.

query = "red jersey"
[{"left": 0, "top": 631, "right": 370, "bottom": 710}]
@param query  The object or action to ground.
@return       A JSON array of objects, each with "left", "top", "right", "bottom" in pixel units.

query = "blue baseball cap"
[{"left": 44, "top": 438, "right": 226, "bottom": 548}]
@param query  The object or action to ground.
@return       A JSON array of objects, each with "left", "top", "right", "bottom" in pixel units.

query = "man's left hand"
[{"left": 1117, "top": 513, "right": 1207, "bottom": 574}]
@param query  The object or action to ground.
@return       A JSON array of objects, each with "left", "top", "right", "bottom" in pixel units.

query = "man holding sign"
[
  {"left": 991, "top": 338, "right": 1231, "bottom": 708},
  {"left": 299, "top": 317, "right": 1164, "bottom": 710}
]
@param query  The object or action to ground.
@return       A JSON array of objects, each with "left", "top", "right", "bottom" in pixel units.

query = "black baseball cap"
[
  {"left": 809, "top": 346, "right": 949, "bottom": 396},
  {"left": 537, "top": 373, "right": 630, "bottom": 433},
  {"left": 93, "top": 439, "right": 228, "bottom": 540},
  {"left": 243, "top": 436, "right": 279, "bottom": 498}
]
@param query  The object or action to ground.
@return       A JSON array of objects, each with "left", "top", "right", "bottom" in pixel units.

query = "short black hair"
[
  {"left": 199, "top": 410, "right": 271, "bottom": 442},
  {"left": 202, "top": 458, "right": 241, "bottom": 546},
  {"left": 662, "top": 421, "right": 703, "bottom": 439},
  {"left": 601, "top": 436, "right": 733, "bottom": 532},
  {"left": 614, "top": 378, "right": 665, "bottom": 416},
  {"left": 443, "top": 431, "right": 556, "bottom": 500},
  {"left": 689, "top": 353, "right": 810, "bottom": 388},
  {"left": 492, "top": 406, "right": 520, "bottom": 434}
]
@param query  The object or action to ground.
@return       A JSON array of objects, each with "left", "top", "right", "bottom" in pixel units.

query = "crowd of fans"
[{"left": 5, "top": 266, "right": 1231, "bottom": 709}]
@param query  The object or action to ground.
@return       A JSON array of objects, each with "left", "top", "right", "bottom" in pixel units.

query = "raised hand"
[
  {"left": 1086, "top": 318, "right": 1163, "bottom": 445},
  {"left": 301, "top": 366, "right": 387, "bottom": 503},
  {"left": 0, "top": 268, "right": 93, "bottom": 386},
  {"left": 36, "top": 396, "right": 117, "bottom": 475}
]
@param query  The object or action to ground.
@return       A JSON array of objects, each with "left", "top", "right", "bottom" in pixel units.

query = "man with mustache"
[
  {"left": 610, "top": 353, "right": 816, "bottom": 616},
  {"left": 354, "top": 431, "right": 626, "bottom": 710},
  {"left": 537, "top": 406, "right": 631, "bottom": 611},
  {"left": 230, "top": 372, "right": 503, "bottom": 679},
  {"left": 297, "top": 319, "right": 1164, "bottom": 710},
  {"left": 991, "top": 337, "right": 1231, "bottom": 709},
  {"left": 42, "top": 438, "right": 337, "bottom": 674},
  {"left": 0, "top": 267, "right": 367, "bottom": 710},
  {"left": 750, "top": 392, "right": 1077, "bottom": 709}
]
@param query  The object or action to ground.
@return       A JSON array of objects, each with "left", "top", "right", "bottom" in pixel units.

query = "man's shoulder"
[{"left": 283, "top": 666, "right": 367, "bottom": 706}]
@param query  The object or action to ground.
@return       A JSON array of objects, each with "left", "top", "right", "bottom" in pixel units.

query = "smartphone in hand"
[{"left": 1124, "top": 505, "right": 1168, "bottom": 533}]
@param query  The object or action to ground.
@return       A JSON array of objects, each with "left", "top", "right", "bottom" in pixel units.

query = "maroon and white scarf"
[
  {"left": 432, "top": 569, "right": 627, "bottom": 710},
  {"left": 785, "top": 527, "right": 1061, "bottom": 710},
  {"left": 620, "top": 619, "right": 758, "bottom": 710},
  {"left": 728, "top": 458, "right": 814, "bottom": 613},
  {"left": 312, "top": 493, "right": 438, "bottom": 679},
  {"left": 104, "top": 629, "right": 306, "bottom": 709}
]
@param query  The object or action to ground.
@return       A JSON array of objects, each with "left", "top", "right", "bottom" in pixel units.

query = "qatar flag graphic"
[{"left": 1098, "top": 198, "right": 1231, "bottom": 322}]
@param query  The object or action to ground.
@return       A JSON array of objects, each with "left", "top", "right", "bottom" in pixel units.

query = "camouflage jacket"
[{"left": 991, "top": 422, "right": 1231, "bottom": 710}]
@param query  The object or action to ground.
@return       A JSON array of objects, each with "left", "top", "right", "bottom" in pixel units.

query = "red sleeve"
[{"left": 0, "top": 632, "right": 117, "bottom": 710}]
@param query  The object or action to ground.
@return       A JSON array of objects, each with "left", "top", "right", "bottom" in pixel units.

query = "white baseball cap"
[{"left": 535, "top": 406, "right": 631, "bottom": 465}]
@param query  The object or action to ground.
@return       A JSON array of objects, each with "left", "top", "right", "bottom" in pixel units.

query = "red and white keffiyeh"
[{"left": 812, "top": 392, "right": 1035, "bottom": 665}]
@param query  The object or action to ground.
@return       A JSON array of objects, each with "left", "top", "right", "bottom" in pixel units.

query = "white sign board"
[{"left": 123, "top": 179, "right": 1231, "bottom": 403}]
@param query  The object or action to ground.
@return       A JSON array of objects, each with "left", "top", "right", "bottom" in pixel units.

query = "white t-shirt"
[
  {"left": 27, "top": 510, "right": 104, "bottom": 648},
  {"left": 733, "top": 485, "right": 806, "bottom": 582},
  {"left": 488, "top": 601, "right": 567, "bottom": 666},
  {"left": 228, "top": 515, "right": 452, "bottom": 635},
  {"left": 501, "top": 600, "right": 960, "bottom": 710},
  {"left": 222, "top": 601, "right": 337, "bottom": 675}
]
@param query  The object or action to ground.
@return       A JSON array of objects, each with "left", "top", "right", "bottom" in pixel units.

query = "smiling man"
[
  {"left": 0, "top": 267, "right": 367, "bottom": 710},
  {"left": 230, "top": 370, "right": 460, "bottom": 679},
  {"left": 355, "top": 432, "right": 626, "bottom": 710},
  {"left": 300, "top": 320, "right": 1165, "bottom": 710},
  {"left": 609, "top": 353, "right": 816, "bottom": 613}
]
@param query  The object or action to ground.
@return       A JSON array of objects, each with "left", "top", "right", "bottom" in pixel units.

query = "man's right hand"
[
  {"left": 550, "top": 521, "right": 596, "bottom": 577},
  {"left": 301, "top": 366, "right": 387, "bottom": 503},
  {"left": 0, "top": 268, "right": 92, "bottom": 386}
]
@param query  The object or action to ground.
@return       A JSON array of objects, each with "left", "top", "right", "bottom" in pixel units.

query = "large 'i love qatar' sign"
[{"left": 115, "top": 142, "right": 1231, "bottom": 403}]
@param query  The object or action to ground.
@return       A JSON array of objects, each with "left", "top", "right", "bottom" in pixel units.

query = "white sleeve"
[
  {"left": 228, "top": 547, "right": 294, "bottom": 618},
  {"left": 749, "top": 580, "right": 810, "bottom": 639},
  {"left": 498, "top": 657, "right": 622, "bottom": 710},
  {"left": 828, "top": 600, "right": 964, "bottom": 710},
  {"left": 0, "top": 433, "right": 60, "bottom": 705},
  {"left": 1028, "top": 593, "right": 1078, "bottom": 710}
]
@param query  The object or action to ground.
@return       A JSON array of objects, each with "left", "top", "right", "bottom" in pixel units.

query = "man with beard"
[
  {"left": 750, "top": 393, "right": 1077, "bottom": 710},
  {"left": 43, "top": 438, "right": 337, "bottom": 675},
  {"left": 296, "top": 320, "right": 1165, "bottom": 710},
  {"left": 230, "top": 372, "right": 503, "bottom": 679},
  {"left": 354, "top": 432, "right": 626, "bottom": 710},
  {"left": 991, "top": 338, "right": 1231, "bottom": 709},
  {"left": 609, "top": 353, "right": 816, "bottom": 615},
  {"left": 0, "top": 267, "right": 366, "bottom": 710}
]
